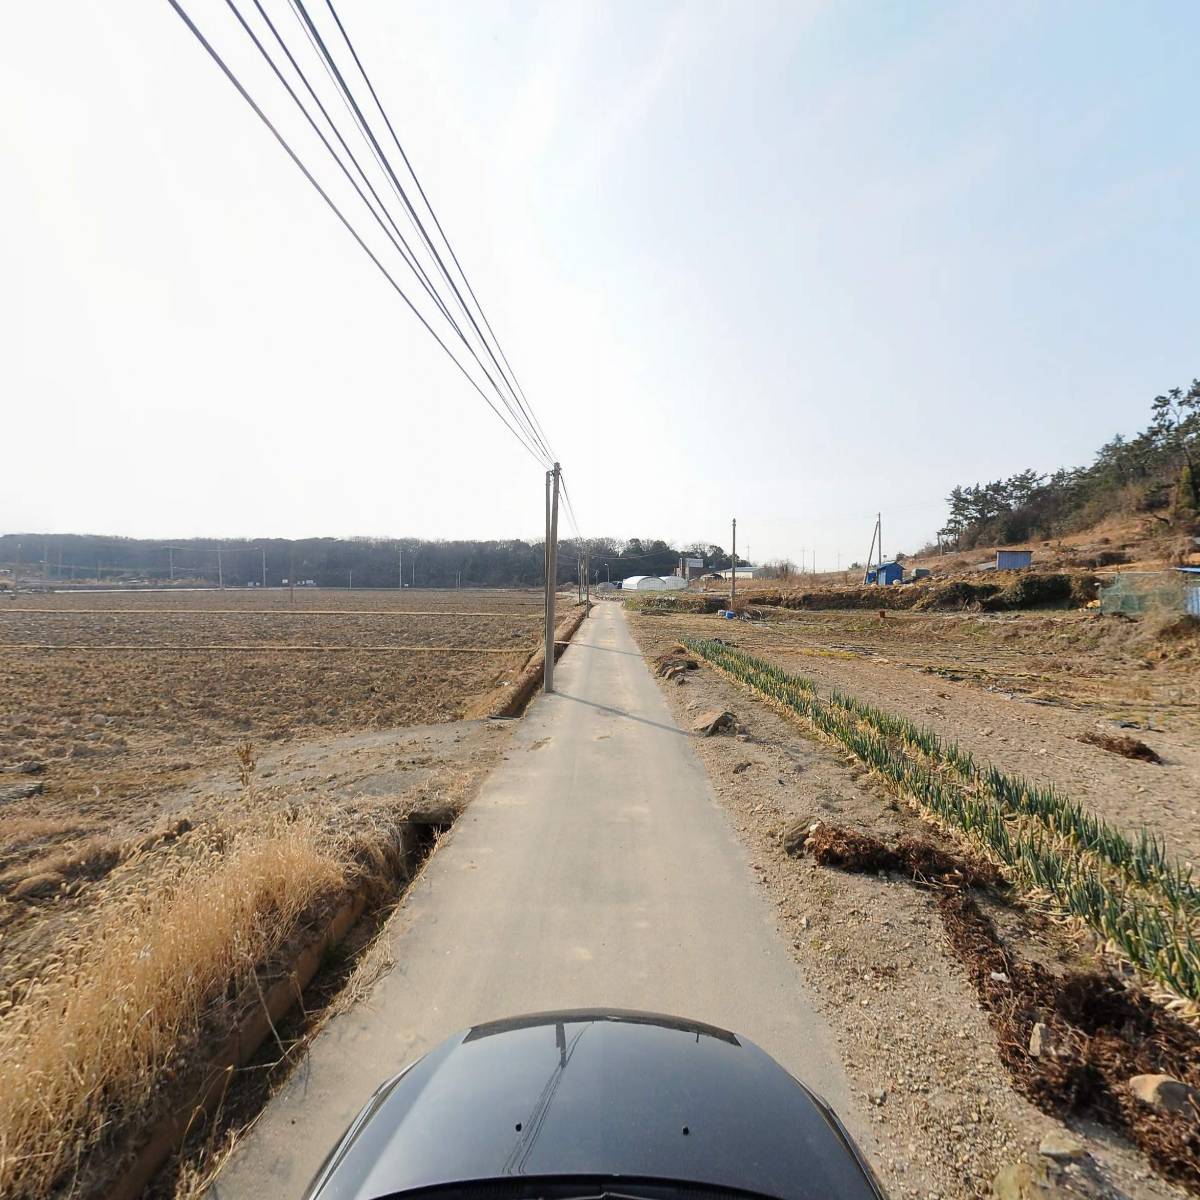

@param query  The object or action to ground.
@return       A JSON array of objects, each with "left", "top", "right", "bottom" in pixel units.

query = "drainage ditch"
[{"left": 134, "top": 809, "right": 454, "bottom": 1200}]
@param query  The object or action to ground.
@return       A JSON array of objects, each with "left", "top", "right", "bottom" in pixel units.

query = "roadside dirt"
[{"left": 629, "top": 611, "right": 1191, "bottom": 1200}]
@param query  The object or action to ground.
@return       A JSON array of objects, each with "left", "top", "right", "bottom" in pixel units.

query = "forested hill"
[
  {"left": 936, "top": 378, "right": 1199, "bottom": 551},
  {"left": 0, "top": 534, "right": 741, "bottom": 589}
]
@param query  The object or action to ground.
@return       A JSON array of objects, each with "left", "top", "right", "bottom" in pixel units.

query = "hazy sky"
[{"left": 2, "top": 1, "right": 1196, "bottom": 566}]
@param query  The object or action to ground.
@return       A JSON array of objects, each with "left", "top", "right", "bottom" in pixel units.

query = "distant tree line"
[
  {"left": 937, "top": 379, "right": 1200, "bottom": 550},
  {"left": 0, "top": 533, "right": 745, "bottom": 589}
]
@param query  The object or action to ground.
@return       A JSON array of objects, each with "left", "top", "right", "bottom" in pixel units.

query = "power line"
[
  {"left": 165, "top": 0, "right": 549, "bottom": 468},
  {"left": 224, "top": 0, "right": 550, "bottom": 462},
  {"left": 316, "top": 0, "right": 557, "bottom": 466},
  {"left": 289, "top": 0, "right": 556, "bottom": 466}
]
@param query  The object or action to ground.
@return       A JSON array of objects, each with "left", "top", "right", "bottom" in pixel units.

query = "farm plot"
[
  {"left": 0, "top": 590, "right": 544, "bottom": 1198},
  {"left": 0, "top": 589, "right": 543, "bottom": 824},
  {"left": 628, "top": 605, "right": 1200, "bottom": 866}
]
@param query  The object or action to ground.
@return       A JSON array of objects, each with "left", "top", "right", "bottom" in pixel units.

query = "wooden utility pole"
[
  {"left": 584, "top": 544, "right": 590, "bottom": 615},
  {"left": 398, "top": 546, "right": 403, "bottom": 589},
  {"left": 217, "top": 547, "right": 224, "bottom": 591},
  {"left": 348, "top": 569, "right": 353, "bottom": 590},
  {"left": 877, "top": 512, "right": 884, "bottom": 576},
  {"left": 730, "top": 517, "right": 737, "bottom": 606},
  {"left": 169, "top": 547, "right": 175, "bottom": 581},
  {"left": 261, "top": 549, "right": 267, "bottom": 588},
  {"left": 544, "top": 463, "right": 561, "bottom": 694},
  {"left": 289, "top": 549, "right": 296, "bottom": 605}
]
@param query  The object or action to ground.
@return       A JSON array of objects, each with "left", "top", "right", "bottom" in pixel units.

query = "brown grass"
[
  {"left": 1078, "top": 731, "right": 1163, "bottom": 764},
  {"left": 0, "top": 815, "right": 346, "bottom": 1199}
]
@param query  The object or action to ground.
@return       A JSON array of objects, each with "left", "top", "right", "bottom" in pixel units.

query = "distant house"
[
  {"left": 716, "top": 566, "right": 757, "bottom": 580},
  {"left": 865, "top": 562, "right": 904, "bottom": 586},
  {"left": 996, "top": 550, "right": 1033, "bottom": 570}
]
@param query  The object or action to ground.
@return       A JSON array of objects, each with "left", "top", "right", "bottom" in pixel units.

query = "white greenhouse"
[{"left": 620, "top": 575, "right": 669, "bottom": 591}]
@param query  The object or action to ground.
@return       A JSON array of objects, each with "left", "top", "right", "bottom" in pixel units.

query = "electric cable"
[{"left": 164, "top": 0, "right": 549, "bottom": 467}]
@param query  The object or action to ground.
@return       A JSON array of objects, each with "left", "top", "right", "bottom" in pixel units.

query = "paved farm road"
[{"left": 213, "top": 602, "right": 861, "bottom": 1197}]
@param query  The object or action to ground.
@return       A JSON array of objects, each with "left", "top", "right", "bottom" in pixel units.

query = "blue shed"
[
  {"left": 866, "top": 562, "right": 904, "bottom": 586},
  {"left": 996, "top": 550, "right": 1032, "bottom": 570}
]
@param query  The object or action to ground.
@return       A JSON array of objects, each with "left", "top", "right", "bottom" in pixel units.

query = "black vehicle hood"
[{"left": 305, "top": 1009, "right": 881, "bottom": 1200}]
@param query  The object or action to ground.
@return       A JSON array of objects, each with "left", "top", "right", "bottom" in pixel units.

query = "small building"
[
  {"left": 865, "top": 562, "right": 904, "bottom": 586},
  {"left": 621, "top": 575, "right": 669, "bottom": 591},
  {"left": 716, "top": 566, "right": 757, "bottom": 580},
  {"left": 996, "top": 550, "right": 1033, "bottom": 570}
]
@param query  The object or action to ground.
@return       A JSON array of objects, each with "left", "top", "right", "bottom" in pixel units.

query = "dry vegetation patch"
[{"left": 0, "top": 811, "right": 346, "bottom": 1198}]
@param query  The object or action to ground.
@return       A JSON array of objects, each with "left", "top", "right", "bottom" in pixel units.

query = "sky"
[{"left": 1, "top": 1, "right": 1197, "bottom": 568}]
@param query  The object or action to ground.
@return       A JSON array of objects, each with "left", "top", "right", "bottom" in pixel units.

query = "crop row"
[
  {"left": 682, "top": 637, "right": 1200, "bottom": 1004},
  {"left": 822, "top": 687, "right": 1198, "bottom": 915}
]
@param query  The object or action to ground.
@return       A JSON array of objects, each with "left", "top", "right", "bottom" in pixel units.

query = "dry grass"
[
  {"left": 0, "top": 817, "right": 91, "bottom": 850},
  {"left": 0, "top": 814, "right": 347, "bottom": 1199}
]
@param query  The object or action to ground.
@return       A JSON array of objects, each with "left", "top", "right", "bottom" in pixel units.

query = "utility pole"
[
  {"left": 730, "top": 517, "right": 737, "bottom": 606},
  {"left": 289, "top": 549, "right": 296, "bottom": 605},
  {"left": 169, "top": 547, "right": 175, "bottom": 582},
  {"left": 584, "top": 544, "right": 590, "bottom": 615},
  {"left": 261, "top": 549, "right": 267, "bottom": 588},
  {"left": 544, "top": 463, "right": 561, "bottom": 694},
  {"left": 217, "top": 547, "right": 224, "bottom": 591},
  {"left": 878, "top": 512, "right": 884, "bottom": 575},
  {"left": 398, "top": 546, "right": 403, "bottom": 589},
  {"left": 862, "top": 514, "right": 880, "bottom": 584},
  {"left": 348, "top": 569, "right": 353, "bottom": 590}
]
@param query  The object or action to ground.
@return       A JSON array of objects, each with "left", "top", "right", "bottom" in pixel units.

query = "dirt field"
[
  {"left": 0, "top": 588, "right": 556, "bottom": 1198},
  {"left": 627, "top": 601, "right": 1200, "bottom": 1200},
  {"left": 0, "top": 589, "right": 546, "bottom": 976}
]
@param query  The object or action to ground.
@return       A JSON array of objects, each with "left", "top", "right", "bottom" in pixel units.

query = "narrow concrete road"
[{"left": 214, "top": 602, "right": 860, "bottom": 1197}]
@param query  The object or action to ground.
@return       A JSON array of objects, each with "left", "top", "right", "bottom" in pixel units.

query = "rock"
[
  {"left": 1128, "top": 1074, "right": 1199, "bottom": 1115},
  {"left": 732, "top": 761, "right": 751, "bottom": 775},
  {"left": 1029, "top": 1022, "right": 1062, "bottom": 1059},
  {"left": 993, "top": 1155, "right": 1116, "bottom": 1200},
  {"left": 655, "top": 653, "right": 698, "bottom": 678},
  {"left": 1039, "top": 1131, "right": 1086, "bottom": 1162},
  {"left": 736, "top": 733, "right": 751, "bottom": 742},
  {"left": 781, "top": 818, "right": 814, "bottom": 855},
  {"left": 11, "top": 871, "right": 65, "bottom": 900},
  {"left": 870, "top": 1087, "right": 887, "bottom": 1106},
  {"left": 691, "top": 710, "right": 735, "bottom": 736},
  {"left": 990, "top": 970, "right": 1011, "bottom": 983},
  {"left": 0, "top": 760, "right": 46, "bottom": 775},
  {"left": 0, "top": 781, "right": 44, "bottom": 804}
]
